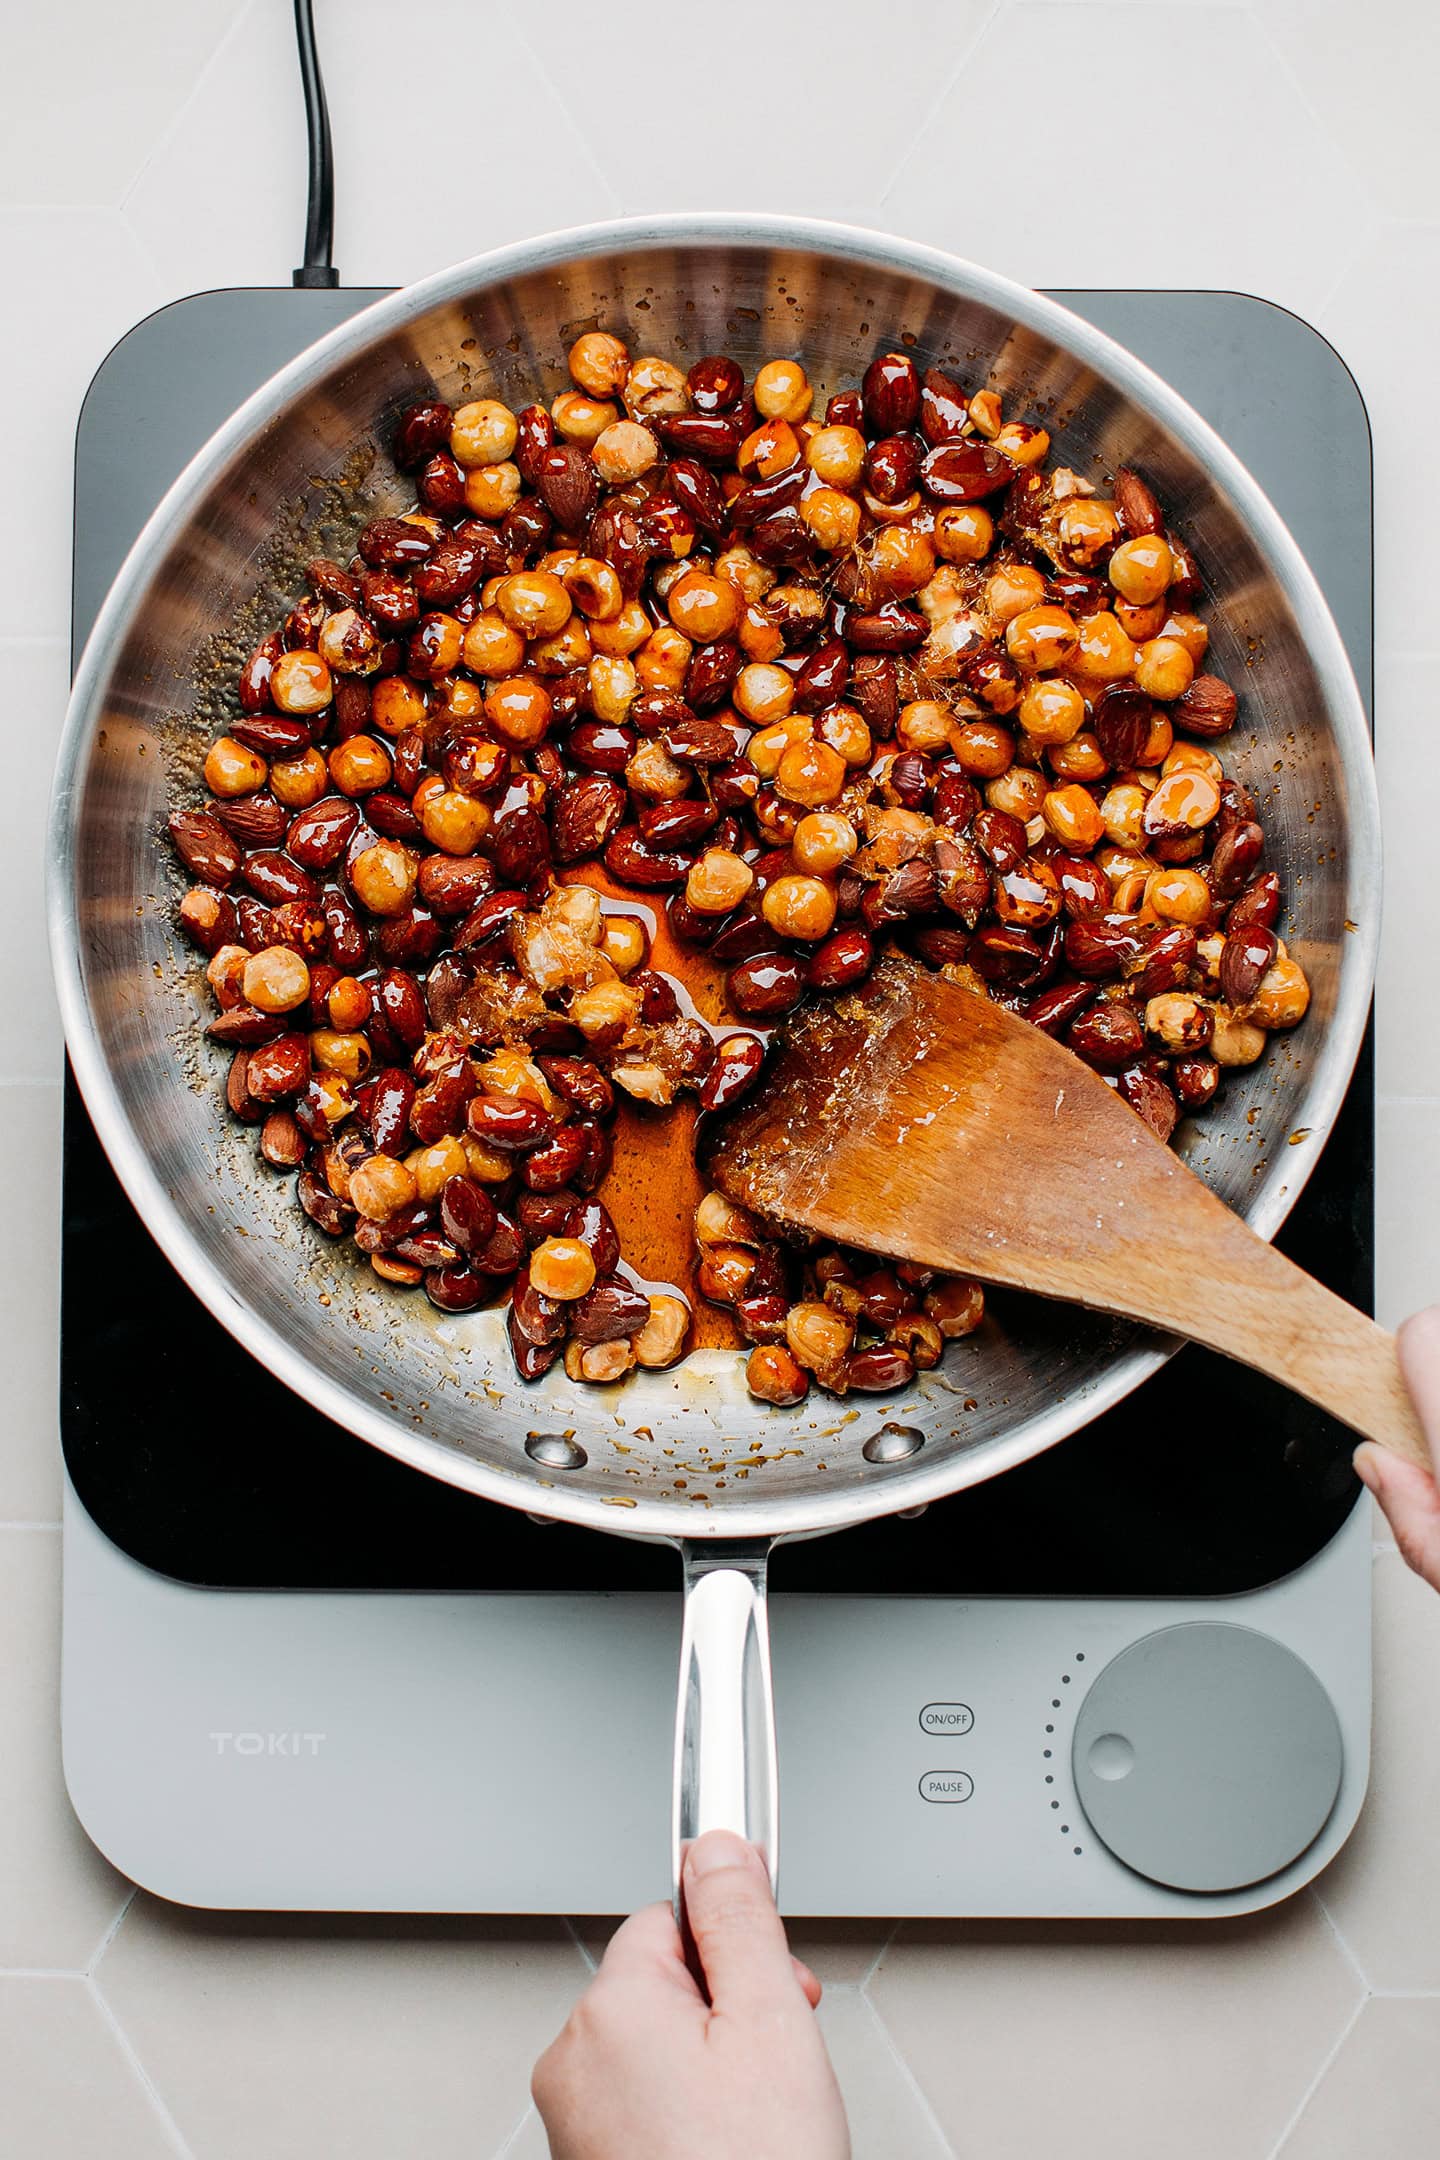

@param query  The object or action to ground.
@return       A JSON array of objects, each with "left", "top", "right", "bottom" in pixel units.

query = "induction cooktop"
[{"left": 60, "top": 284, "right": 1375, "bottom": 1917}]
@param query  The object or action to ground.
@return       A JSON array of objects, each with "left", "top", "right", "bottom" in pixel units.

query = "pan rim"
[{"left": 48, "top": 213, "right": 1380, "bottom": 1543}]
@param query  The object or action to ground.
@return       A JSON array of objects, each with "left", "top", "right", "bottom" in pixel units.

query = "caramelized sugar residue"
[{"left": 570, "top": 862, "right": 740, "bottom": 1349}]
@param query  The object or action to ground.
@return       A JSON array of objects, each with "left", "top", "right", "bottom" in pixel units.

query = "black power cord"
[{"left": 292, "top": 0, "right": 338, "bottom": 287}]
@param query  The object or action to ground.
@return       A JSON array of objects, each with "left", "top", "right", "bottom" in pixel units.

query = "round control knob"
[{"left": 1072, "top": 1624, "right": 1342, "bottom": 1893}]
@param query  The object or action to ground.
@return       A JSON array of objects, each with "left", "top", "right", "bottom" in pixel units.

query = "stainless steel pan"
[{"left": 48, "top": 216, "right": 1380, "bottom": 1901}]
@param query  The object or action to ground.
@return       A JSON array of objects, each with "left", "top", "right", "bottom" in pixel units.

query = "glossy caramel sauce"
[{"left": 568, "top": 863, "right": 740, "bottom": 1350}]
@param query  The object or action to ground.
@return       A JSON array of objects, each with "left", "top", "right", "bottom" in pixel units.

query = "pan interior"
[{"left": 54, "top": 224, "right": 1374, "bottom": 1540}]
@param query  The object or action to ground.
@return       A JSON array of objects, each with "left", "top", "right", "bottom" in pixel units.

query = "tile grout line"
[
  {"left": 1265, "top": 1992, "right": 1366, "bottom": 2160},
  {"left": 1244, "top": 12, "right": 1396, "bottom": 240},
  {"left": 502, "top": 26, "right": 631, "bottom": 221},
  {"left": 858, "top": 1918, "right": 899, "bottom": 1989},
  {"left": 0, "top": 1521, "right": 62, "bottom": 1533},
  {"left": 561, "top": 1916, "right": 598, "bottom": 1975},
  {"left": 494, "top": 2102, "right": 540, "bottom": 2159},
  {"left": 114, "top": 202, "right": 183, "bottom": 311},
  {"left": 116, "top": 0, "right": 258, "bottom": 224},
  {"left": 875, "top": 0, "right": 1259, "bottom": 222},
  {"left": 875, "top": 0, "right": 1008, "bottom": 210},
  {"left": 0, "top": 1966, "right": 88, "bottom": 1980},
  {"left": 85, "top": 1975, "right": 199, "bottom": 2160},
  {"left": 86, "top": 1888, "right": 137, "bottom": 1977},
  {"left": 1310, "top": 1884, "right": 1372, "bottom": 1993},
  {"left": 1309, "top": 247, "right": 1359, "bottom": 333},
  {"left": 851, "top": 1988, "right": 959, "bottom": 2160}
]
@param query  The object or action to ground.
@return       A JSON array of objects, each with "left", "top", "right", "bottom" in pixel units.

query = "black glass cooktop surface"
[{"left": 63, "top": 285, "right": 1373, "bottom": 1597}]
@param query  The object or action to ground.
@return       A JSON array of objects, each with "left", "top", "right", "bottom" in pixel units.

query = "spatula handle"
[{"left": 1145, "top": 1224, "right": 1432, "bottom": 1471}]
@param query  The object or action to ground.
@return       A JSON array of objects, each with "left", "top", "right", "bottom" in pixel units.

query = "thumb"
[
  {"left": 1356, "top": 1308, "right": 1440, "bottom": 1593},
  {"left": 682, "top": 1830, "right": 801, "bottom": 2018},
  {"left": 1398, "top": 1307, "right": 1440, "bottom": 1474},
  {"left": 1355, "top": 1444, "right": 1440, "bottom": 1592}
]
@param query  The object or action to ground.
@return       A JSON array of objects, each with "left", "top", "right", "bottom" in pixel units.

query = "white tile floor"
[{"left": 4, "top": 0, "right": 1439, "bottom": 2150}]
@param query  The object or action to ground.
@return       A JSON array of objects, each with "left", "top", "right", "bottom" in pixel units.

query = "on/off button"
[{"left": 919, "top": 1702, "right": 974, "bottom": 1737}]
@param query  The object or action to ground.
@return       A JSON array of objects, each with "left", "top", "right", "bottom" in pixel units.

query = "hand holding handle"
[{"left": 672, "top": 1540, "right": 777, "bottom": 1982}]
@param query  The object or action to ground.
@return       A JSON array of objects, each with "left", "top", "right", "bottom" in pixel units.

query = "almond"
[
  {"left": 214, "top": 793, "right": 288, "bottom": 848},
  {"left": 569, "top": 1276, "right": 651, "bottom": 1345},
  {"left": 661, "top": 716, "right": 739, "bottom": 765},
  {"left": 1209, "top": 818, "right": 1264, "bottom": 900},
  {"left": 850, "top": 652, "right": 899, "bottom": 731},
  {"left": 1114, "top": 465, "right": 1165, "bottom": 537},
  {"left": 1118, "top": 1066, "right": 1179, "bottom": 1142},
  {"left": 1091, "top": 683, "right": 1154, "bottom": 769},
  {"left": 536, "top": 443, "right": 599, "bottom": 534},
  {"left": 1166, "top": 533, "right": 1204, "bottom": 600},
  {"left": 921, "top": 440, "right": 1011, "bottom": 504},
  {"left": 1177, "top": 673, "right": 1239, "bottom": 738},
  {"left": 861, "top": 856, "right": 940, "bottom": 926},
  {"left": 1220, "top": 924, "right": 1278, "bottom": 1009},
  {"left": 168, "top": 808, "right": 242, "bottom": 886},
  {"left": 920, "top": 365, "right": 969, "bottom": 445},
  {"left": 684, "top": 639, "right": 742, "bottom": 712},
  {"left": 861, "top": 352, "right": 921, "bottom": 436},
  {"left": 551, "top": 775, "right": 626, "bottom": 863}
]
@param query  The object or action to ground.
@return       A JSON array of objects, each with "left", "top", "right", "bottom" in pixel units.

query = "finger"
[
  {"left": 596, "top": 1902, "right": 700, "bottom": 1998},
  {"left": 792, "top": 1955, "right": 823, "bottom": 2010},
  {"left": 1397, "top": 1308, "right": 1440, "bottom": 1473},
  {"left": 1355, "top": 1443, "right": 1440, "bottom": 1592},
  {"left": 682, "top": 1830, "right": 803, "bottom": 2019},
  {"left": 531, "top": 2034, "right": 565, "bottom": 2122}
]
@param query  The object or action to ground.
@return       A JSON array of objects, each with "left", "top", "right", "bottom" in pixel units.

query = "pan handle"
[{"left": 673, "top": 1540, "right": 778, "bottom": 1953}]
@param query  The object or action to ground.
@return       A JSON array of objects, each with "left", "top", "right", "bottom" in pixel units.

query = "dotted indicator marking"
[{"left": 1040, "top": 1659, "right": 1088, "bottom": 1858}]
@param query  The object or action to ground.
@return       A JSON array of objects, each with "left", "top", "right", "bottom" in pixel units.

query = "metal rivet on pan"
[
  {"left": 525, "top": 1433, "right": 588, "bottom": 1470},
  {"left": 897, "top": 1503, "right": 929, "bottom": 1520},
  {"left": 525, "top": 1512, "right": 558, "bottom": 1527},
  {"left": 862, "top": 1423, "right": 924, "bottom": 1464}
]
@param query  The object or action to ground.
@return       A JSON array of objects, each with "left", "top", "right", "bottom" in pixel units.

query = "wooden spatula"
[{"left": 708, "top": 957, "right": 1430, "bottom": 1467}]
